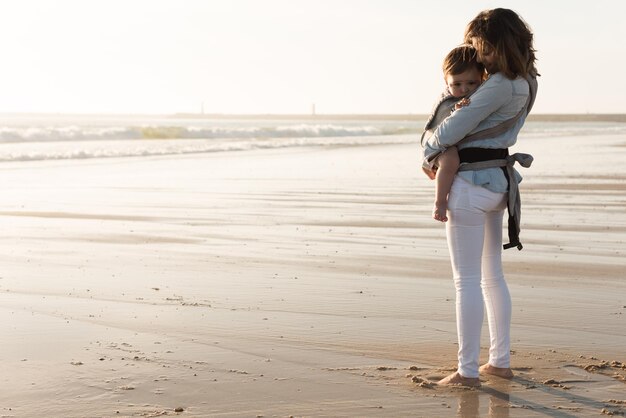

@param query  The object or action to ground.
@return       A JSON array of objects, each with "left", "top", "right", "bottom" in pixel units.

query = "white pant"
[{"left": 445, "top": 177, "right": 511, "bottom": 378}]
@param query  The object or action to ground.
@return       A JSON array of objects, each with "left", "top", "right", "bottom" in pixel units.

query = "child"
[{"left": 421, "top": 45, "right": 485, "bottom": 222}]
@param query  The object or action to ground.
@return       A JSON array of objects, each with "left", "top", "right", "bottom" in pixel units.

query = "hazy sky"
[{"left": 1, "top": 0, "right": 624, "bottom": 115}]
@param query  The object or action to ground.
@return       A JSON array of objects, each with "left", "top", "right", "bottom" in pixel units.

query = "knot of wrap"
[{"left": 458, "top": 152, "right": 533, "bottom": 250}]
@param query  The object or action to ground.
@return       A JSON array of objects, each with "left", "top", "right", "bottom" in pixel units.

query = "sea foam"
[{"left": 0, "top": 115, "right": 624, "bottom": 162}]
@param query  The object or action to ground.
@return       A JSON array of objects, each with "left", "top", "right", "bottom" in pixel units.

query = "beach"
[{"left": 0, "top": 126, "right": 624, "bottom": 417}]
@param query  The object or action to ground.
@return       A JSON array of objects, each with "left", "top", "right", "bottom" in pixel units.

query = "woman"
[{"left": 422, "top": 8, "right": 538, "bottom": 387}]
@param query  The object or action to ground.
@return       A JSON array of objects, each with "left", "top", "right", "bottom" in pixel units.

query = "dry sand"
[{"left": 0, "top": 132, "right": 624, "bottom": 417}]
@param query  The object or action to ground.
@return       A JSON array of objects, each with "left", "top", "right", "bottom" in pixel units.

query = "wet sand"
[{"left": 0, "top": 132, "right": 624, "bottom": 417}]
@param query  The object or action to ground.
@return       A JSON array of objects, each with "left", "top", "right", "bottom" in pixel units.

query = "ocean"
[{"left": 0, "top": 113, "right": 624, "bottom": 162}]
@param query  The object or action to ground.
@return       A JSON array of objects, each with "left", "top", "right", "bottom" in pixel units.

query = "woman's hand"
[{"left": 422, "top": 166, "right": 437, "bottom": 180}]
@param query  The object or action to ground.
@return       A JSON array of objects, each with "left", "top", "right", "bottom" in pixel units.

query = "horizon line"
[{"left": 1, "top": 112, "right": 625, "bottom": 122}]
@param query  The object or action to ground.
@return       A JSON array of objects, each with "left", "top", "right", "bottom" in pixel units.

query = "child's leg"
[{"left": 433, "top": 146, "right": 460, "bottom": 222}]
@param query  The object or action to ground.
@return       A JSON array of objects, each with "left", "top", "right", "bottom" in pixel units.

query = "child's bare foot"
[
  {"left": 479, "top": 364, "right": 514, "bottom": 379},
  {"left": 437, "top": 372, "right": 481, "bottom": 387},
  {"left": 433, "top": 201, "right": 448, "bottom": 222}
]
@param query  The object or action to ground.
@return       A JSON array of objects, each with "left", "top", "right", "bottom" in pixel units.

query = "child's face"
[{"left": 445, "top": 68, "right": 483, "bottom": 98}]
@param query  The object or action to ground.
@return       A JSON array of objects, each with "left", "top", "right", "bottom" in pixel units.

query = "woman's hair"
[
  {"left": 442, "top": 45, "right": 485, "bottom": 77},
  {"left": 464, "top": 8, "right": 537, "bottom": 79}
]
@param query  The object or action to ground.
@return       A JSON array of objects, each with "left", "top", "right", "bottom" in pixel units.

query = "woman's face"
[{"left": 473, "top": 40, "right": 499, "bottom": 74}]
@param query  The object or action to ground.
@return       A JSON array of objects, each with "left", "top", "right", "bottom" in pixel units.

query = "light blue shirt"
[{"left": 422, "top": 73, "right": 530, "bottom": 193}]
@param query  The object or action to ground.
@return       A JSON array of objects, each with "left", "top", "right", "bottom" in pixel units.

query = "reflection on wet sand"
[
  {"left": 450, "top": 369, "right": 623, "bottom": 418},
  {"left": 456, "top": 387, "right": 510, "bottom": 418}
]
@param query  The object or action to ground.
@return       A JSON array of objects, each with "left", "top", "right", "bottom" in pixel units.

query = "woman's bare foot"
[
  {"left": 437, "top": 372, "right": 481, "bottom": 387},
  {"left": 479, "top": 364, "right": 514, "bottom": 379}
]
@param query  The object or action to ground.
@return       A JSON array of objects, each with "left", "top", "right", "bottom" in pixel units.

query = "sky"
[{"left": 0, "top": 0, "right": 624, "bottom": 115}]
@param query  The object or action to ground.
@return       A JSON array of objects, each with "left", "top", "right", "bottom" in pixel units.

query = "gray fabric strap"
[
  {"left": 458, "top": 153, "right": 533, "bottom": 250},
  {"left": 420, "top": 94, "right": 457, "bottom": 147}
]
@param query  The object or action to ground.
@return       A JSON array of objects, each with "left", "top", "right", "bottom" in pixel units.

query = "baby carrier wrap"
[{"left": 421, "top": 74, "right": 538, "bottom": 250}]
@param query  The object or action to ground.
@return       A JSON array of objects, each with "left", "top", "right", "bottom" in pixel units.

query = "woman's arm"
[{"left": 426, "top": 74, "right": 513, "bottom": 151}]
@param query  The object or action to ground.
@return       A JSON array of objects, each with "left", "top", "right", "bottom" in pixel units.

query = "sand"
[{"left": 0, "top": 132, "right": 624, "bottom": 417}]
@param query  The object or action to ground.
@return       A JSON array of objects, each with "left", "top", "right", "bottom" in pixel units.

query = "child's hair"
[
  {"left": 464, "top": 8, "right": 537, "bottom": 79},
  {"left": 442, "top": 45, "right": 485, "bottom": 77}
]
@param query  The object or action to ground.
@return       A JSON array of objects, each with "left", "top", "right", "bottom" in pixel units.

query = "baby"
[{"left": 422, "top": 45, "right": 485, "bottom": 222}]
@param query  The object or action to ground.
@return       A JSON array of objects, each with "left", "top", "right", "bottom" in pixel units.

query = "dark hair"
[
  {"left": 464, "top": 8, "right": 537, "bottom": 79},
  {"left": 442, "top": 45, "right": 485, "bottom": 78}
]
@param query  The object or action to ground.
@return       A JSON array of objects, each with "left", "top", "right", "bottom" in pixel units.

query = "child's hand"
[{"left": 454, "top": 98, "right": 471, "bottom": 110}]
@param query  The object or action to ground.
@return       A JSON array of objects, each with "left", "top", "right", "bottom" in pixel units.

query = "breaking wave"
[
  {"left": 0, "top": 123, "right": 420, "bottom": 143},
  {"left": 0, "top": 115, "right": 624, "bottom": 162},
  {"left": 0, "top": 135, "right": 418, "bottom": 162}
]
